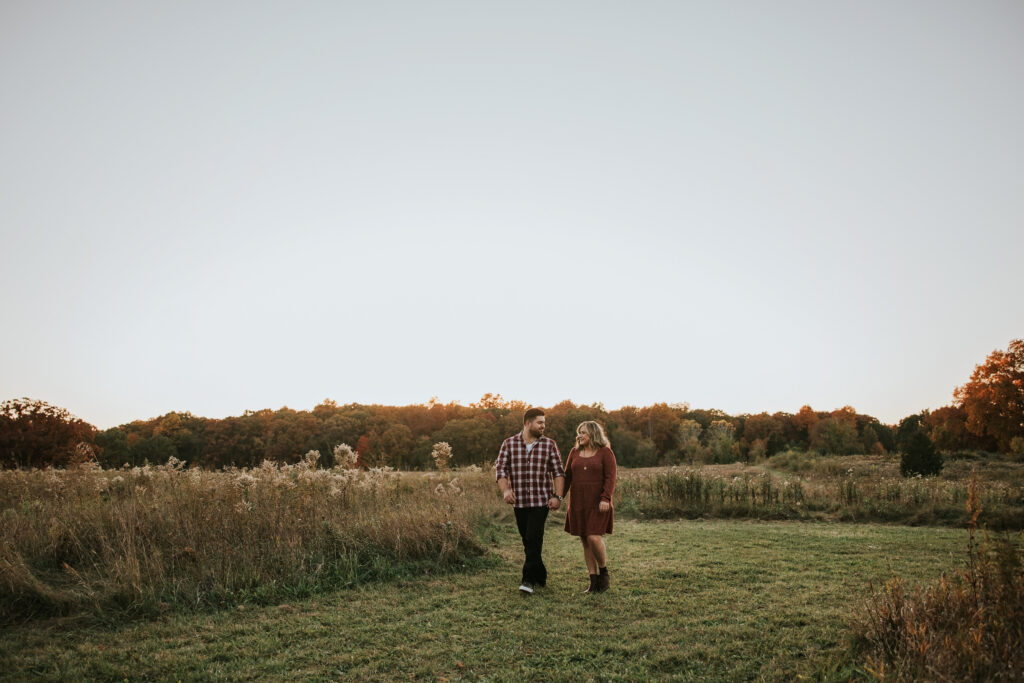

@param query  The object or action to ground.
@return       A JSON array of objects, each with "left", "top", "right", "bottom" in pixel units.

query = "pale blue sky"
[{"left": 2, "top": 1, "right": 1022, "bottom": 429}]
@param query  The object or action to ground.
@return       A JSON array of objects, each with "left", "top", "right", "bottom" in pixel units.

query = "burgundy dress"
[{"left": 563, "top": 446, "right": 617, "bottom": 537}]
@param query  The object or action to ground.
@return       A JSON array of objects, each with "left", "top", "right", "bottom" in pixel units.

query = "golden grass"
[{"left": 1, "top": 457, "right": 501, "bottom": 623}]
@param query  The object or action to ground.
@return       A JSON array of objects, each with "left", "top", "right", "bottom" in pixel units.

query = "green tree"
[
  {"left": 809, "top": 418, "right": 861, "bottom": 455},
  {"left": 900, "top": 430, "right": 942, "bottom": 476},
  {"left": 367, "top": 423, "right": 415, "bottom": 468},
  {"left": 606, "top": 427, "right": 640, "bottom": 466},
  {"left": 676, "top": 419, "right": 704, "bottom": 463},
  {"left": 129, "top": 434, "right": 178, "bottom": 466},
  {"left": 432, "top": 417, "right": 502, "bottom": 467},
  {"left": 95, "top": 428, "right": 130, "bottom": 468},
  {"left": 630, "top": 437, "right": 658, "bottom": 467},
  {"left": 860, "top": 424, "right": 884, "bottom": 454},
  {"left": 706, "top": 420, "right": 738, "bottom": 463},
  {"left": 896, "top": 413, "right": 927, "bottom": 451}
]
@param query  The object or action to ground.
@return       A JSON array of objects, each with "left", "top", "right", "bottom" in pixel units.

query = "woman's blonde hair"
[{"left": 576, "top": 421, "right": 610, "bottom": 449}]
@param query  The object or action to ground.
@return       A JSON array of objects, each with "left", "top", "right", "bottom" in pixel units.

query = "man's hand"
[
  {"left": 547, "top": 496, "right": 561, "bottom": 510},
  {"left": 599, "top": 500, "right": 611, "bottom": 513},
  {"left": 503, "top": 488, "right": 516, "bottom": 505}
]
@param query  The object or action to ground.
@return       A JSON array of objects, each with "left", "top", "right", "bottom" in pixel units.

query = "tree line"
[{"left": 2, "top": 339, "right": 1021, "bottom": 470}]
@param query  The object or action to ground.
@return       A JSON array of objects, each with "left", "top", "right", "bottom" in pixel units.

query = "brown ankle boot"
[
  {"left": 596, "top": 568, "right": 610, "bottom": 593},
  {"left": 584, "top": 574, "right": 599, "bottom": 593}
]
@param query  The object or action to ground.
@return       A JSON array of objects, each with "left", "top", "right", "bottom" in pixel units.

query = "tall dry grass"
[
  {"left": 616, "top": 465, "right": 1024, "bottom": 528},
  {"left": 854, "top": 480, "right": 1024, "bottom": 681},
  {"left": 0, "top": 454, "right": 500, "bottom": 623}
]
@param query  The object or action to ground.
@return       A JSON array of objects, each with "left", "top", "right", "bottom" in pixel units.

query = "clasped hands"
[{"left": 502, "top": 490, "right": 608, "bottom": 513}]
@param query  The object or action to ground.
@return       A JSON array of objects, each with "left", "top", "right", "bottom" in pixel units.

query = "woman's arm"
[
  {"left": 563, "top": 448, "right": 576, "bottom": 497},
  {"left": 600, "top": 448, "right": 617, "bottom": 503}
]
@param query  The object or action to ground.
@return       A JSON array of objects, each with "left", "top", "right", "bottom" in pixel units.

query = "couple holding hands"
[{"left": 495, "top": 407, "right": 618, "bottom": 595}]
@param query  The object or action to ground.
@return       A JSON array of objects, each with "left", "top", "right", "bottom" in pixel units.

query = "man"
[{"left": 495, "top": 407, "right": 566, "bottom": 594}]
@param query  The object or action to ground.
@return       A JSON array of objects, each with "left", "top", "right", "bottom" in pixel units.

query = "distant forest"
[
  {"left": 1, "top": 339, "right": 1021, "bottom": 469},
  {"left": 85, "top": 395, "right": 1007, "bottom": 471}
]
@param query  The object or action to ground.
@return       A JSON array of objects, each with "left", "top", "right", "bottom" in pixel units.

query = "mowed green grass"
[{"left": 1, "top": 518, "right": 967, "bottom": 682}]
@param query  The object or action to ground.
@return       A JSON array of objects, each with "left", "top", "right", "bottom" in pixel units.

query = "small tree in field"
[{"left": 900, "top": 430, "right": 942, "bottom": 477}]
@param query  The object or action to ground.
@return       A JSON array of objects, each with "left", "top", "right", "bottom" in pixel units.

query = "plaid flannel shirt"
[{"left": 495, "top": 432, "right": 565, "bottom": 508}]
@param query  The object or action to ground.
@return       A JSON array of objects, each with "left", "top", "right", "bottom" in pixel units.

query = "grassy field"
[{"left": 1, "top": 517, "right": 971, "bottom": 681}]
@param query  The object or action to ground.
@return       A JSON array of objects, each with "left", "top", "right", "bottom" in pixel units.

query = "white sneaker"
[{"left": 518, "top": 582, "right": 534, "bottom": 594}]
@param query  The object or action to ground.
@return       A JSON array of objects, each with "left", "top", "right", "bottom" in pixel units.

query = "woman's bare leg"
[
  {"left": 580, "top": 536, "right": 598, "bottom": 574},
  {"left": 587, "top": 534, "right": 607, "bottom": 568}
]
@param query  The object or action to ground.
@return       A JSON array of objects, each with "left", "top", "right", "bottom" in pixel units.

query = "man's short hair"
[{"left": 523, "top": 407, "right": 545, "bottom": 423}]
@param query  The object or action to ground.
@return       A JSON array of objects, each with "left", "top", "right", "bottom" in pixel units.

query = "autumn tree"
[
  {"left": 706, "top": 420, "right": 738, "bottom": 463},
  {"left": 544, "top": 400, "right": 608, "bottom": 454},
  {"left": 366, "top": 422, "right": 415, "bottom": 468},
  {"left": 0, "top": 398, "right": 97, "bottom": 468},
  {"left": 953, "top": 339, "right": 1024, "bottom": 453},
  {"left": 741, "top": 413, "right": 787, "bottom": 457},
  {"left": 470, "top": 393, "right": 511, "bottom": 411},
  {"left": 431, "top": 417, "right": 502, "bottom": 467},
  {"left": 676, "top": 419, "right": 704, "bottom": 463},
  {"left": 859, "top": 424, "right": 885, "bottom": 454},
  {"left": 153, "top": 411, "right": 205, "bottom": 464},
  {"left": 639, "top": 403, "right": 684, "bottom": 454},
  {"left": 924, "top": 405, "right": 995, "bottom": 452},
  {"left": 792, "top": 405, "right": 820, "bottom": 450},
  {"left": 809, "top": 417, "right": 861, "bottom": 455}
]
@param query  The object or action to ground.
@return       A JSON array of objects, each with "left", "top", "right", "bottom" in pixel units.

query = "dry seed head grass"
[
  {"left": 0, "top": 455, "right": 501, "bottom": 623},
  {"left": 431, "top": 442, "right": 453, "bottom": 471}
]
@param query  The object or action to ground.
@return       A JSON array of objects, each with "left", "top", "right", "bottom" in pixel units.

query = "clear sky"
[{"left": 2, "top": 1, "right": 1022, "bottom": 430}]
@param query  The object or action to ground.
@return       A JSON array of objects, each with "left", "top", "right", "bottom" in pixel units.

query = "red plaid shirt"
[{"left": 495, "top": 432, "right": 565, "bottom": 508}]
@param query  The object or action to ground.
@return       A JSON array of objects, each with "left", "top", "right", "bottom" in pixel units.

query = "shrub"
[
  {"left": 1011, "top": 436, "right": 1024, "bottom": 460},
  {"left": 766, "top": 449, "right": 814, "bottom": 472},
  {"left": 900, "top": 431, "right": 942, "bottom": 477},
  {"left": 854, "top": 480, "right": 1024, "bottom": 680}
]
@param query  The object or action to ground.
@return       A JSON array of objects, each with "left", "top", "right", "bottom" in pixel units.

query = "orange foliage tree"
[
  {"left": 0, "top": 398, "right": 97, "bottom": 469},
  {"left": 953, "top": 339, "right": 1024, "bottom": 453}
]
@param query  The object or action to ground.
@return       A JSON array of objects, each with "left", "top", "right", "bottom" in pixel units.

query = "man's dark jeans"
[{"left": 514, "top": 506, "right": 549, "bottom": 586}]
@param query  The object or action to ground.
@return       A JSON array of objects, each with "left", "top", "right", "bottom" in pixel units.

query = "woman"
[{"left": 563, "top": 420, "right": 617, "bottom": 593}]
